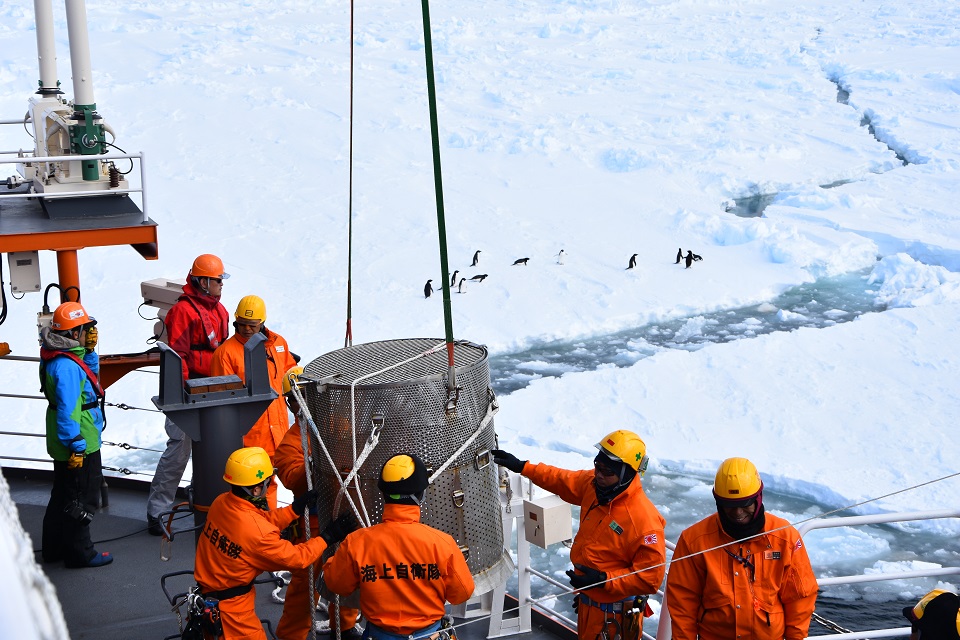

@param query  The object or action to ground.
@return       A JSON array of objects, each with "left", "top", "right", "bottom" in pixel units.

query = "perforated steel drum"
[{"left": 303, "top": 338, "right": 512, "bottom": 601}]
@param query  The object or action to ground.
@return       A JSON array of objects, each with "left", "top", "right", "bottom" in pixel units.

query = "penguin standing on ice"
[
  {"left": 471, "top": 250, "right": 481, "bottom": 267},
  {"left": 627, "top": 253, "right": 638, "bottom": 270},
  {"left": 684, "top": 251, "right": 693, "bottom": 269},
  {"left": 450, "top": 270, "right": 459, "bottom": 288},
  {"left": 458, "top": 278, "right": 467, "bottom": 293},
  {"left": 557, "top": 249, "right": 566, "bottom": 265},
  {"left": 675, "top": 248, "right": 683, "bottom": 264},
  {"left": 424, "top": 279, "right": 434, "bottom": 298}
]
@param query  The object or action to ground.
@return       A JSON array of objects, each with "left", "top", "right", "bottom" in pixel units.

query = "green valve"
[{"left": 69, "top": 103, "right": 104, "bottom": 181}]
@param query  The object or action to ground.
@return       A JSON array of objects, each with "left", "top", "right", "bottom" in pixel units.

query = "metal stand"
[{"left": 152, "top": 333, "right": 277, "bottom": 535}]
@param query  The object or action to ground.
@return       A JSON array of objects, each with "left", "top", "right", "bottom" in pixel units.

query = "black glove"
[
  {"left": 291, "top": 488, "right": 319, "bottom": 516},
  {"left": 491, "top": 449, "right": 527, "bottom": 474},
  {"left": 567, "top": 564, "right": 607, "bottom": 590},
  {"left": 321, "top": 512, "right": 359, "bottom": 546}
]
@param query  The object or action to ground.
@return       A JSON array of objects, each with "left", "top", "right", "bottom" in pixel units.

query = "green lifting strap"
[{"left": 420, "top": 0, "right": 457, "bottom": 389}]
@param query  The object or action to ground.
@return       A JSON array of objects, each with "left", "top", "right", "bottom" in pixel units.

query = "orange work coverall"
[
  {"left": 211, "top": 327, "right": 297, "bottom": 456},
  {"left": 665, "top": 512, "right": 818, "bottom": 640},
  {"left": 194, "top": 491, "right": 329, "bottom": 640},
  {"left": 322, "top": 503, "right": 475, "bottom": 635},
  {"left": 522, "top": 463, "right": 667, "bottom": 640},
  {"left": 273, "top": 419, "right": 360, "bottom": 639}
]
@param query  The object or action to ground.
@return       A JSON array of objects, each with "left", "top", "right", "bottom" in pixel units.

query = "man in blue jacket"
[{"left": 39, "top": 301, "right": 112, "bottom": 568}]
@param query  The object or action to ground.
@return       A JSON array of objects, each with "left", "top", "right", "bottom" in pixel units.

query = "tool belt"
[
  {"left": 365, "top": 619, "right": 448, "bottom": 640},
  {"left": 202, "top": 581, "right": 254, "bottom": 601},
  {"left": 579, "top": 594, "right": 637, "bottom": 614}
]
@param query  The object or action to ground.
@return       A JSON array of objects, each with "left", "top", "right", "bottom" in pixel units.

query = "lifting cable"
[{"left": 343, "top": 0, "right": 356, "bottom": 349}]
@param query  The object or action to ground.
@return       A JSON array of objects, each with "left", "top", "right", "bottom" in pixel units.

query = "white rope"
[{"left": 288, "top": 379, "right": 367, "bottom": 527}]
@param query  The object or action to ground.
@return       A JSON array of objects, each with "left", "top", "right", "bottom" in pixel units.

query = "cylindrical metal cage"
[{"left": 303, "top": 338, "right": 511, "bottom": 598}]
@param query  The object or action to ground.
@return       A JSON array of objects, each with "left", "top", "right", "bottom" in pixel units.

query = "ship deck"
[{"left": 6, "top": 468, "right": 567, "bottom": 640}]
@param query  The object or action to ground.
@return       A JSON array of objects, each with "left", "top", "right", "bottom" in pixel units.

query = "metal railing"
[
  {"left": 501, "top": 479, "right": 958, "bottom": 640},
  {"left": 0, "top": 151, "right": 148, "bottom": 223}
]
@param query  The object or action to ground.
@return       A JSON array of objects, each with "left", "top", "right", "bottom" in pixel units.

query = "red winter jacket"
[{"left": 164, "top": 277, "right": 230, "bottom": 380}]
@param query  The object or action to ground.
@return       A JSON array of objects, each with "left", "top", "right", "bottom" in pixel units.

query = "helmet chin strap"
[{"left": 239, "top": 478, "right": 271, "bottom": 510}]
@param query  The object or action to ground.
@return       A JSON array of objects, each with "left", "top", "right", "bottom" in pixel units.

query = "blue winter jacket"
[{"left": 39, "top": 327, "right": 104, "bottom": 461}]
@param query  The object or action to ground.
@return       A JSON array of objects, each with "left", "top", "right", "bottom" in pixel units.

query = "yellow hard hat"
[
  {"left": 714, "top": 457, "right": 762, "bottom": 500},
  {"left": 596, "top": 430, "right": 648, "bottom": 473},
  {"left": 190, "top": 254, "right": 230, "bottom": 279},
  {"left": 223, "top": 447, "right": 273, "bottom": 487},
  {"left": 235, "top": 295, "right": 267, "bottom": 323},
  {"left": 282, "top": 366, "right": 304, "bottom": 395},
  {"left": 378, "top": 454, "right": 429, "bottom": 497},
  {"left": 51, "top": 301, "right": 95, "bottom": 331}
]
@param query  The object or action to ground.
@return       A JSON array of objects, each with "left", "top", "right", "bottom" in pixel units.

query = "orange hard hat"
[
  {"left": 51, "top": 301, "right": 95, "bottom": 331},
  {"left": 189, "top": 254, "right": 230, "bottom": 279}
]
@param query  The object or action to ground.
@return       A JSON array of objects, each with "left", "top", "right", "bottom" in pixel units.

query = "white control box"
[
  {"left": 141, "top": 278, "right": 185, "bottom": 342},
  {"left": 523, "top": 494, "right": 573, "bottom": 548},
  {"left": 8, "top": 251, "right": 41, "bottom": 293}
]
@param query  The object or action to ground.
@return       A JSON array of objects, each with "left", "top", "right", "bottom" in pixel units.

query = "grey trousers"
[{"left": 146, "top": 417, "right": 191, "bottom": 519}]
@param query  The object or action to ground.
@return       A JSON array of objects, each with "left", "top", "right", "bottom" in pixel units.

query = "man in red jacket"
[
  {"left": 493, "top": 430, "right": 667, "bottom": 640},
  {"left": 194, "top": 447, "right": 357, "bottom": 640},
  {"left": 211, "top": 294, "right": 297, "bottom": 508},
  {"left": 147, "top": 254, "right": 230, "bottom": 535},
  {"left": 665, "top": 457, "right": 818, "bottom": 640},
  {"left": 323, "top": 454, "right": 475, "bottom": 640}
]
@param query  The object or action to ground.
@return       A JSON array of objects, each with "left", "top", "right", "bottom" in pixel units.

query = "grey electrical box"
[
  {"left": 523, "top": 494, "right": 573, "bottom": 548},
  {"left": 8, "top": 251, "right": 41, "bottom": 293},
  {"left": 141, "top": 278, "right": 184, "bottom": 311}
]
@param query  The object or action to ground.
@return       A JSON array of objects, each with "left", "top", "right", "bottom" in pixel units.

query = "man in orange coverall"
[
  {"left": 273, "top": 367, "right": 361, "bottom": 640},
  {"left": 492, "top": 430, "right": 667, "bottom": 640},
  {"left": 323, "top": 453, "right": 475, "bottom": 640},
  {"left": 211, "top": 295, "right": 297, "bottom": 507},
  {"left": 194, "top": 446, "right": 357, "bottom": 640},
  {"left": 665, "top": 457, "right": 818, "bottom": 640}
]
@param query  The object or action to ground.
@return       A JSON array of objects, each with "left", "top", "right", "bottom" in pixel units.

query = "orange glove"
[
  {"left": 0, "top": 342, "right": 10, "bottom": 357},
  {"left": 68, "top": 453, "right": 84, "bottom": 469}
]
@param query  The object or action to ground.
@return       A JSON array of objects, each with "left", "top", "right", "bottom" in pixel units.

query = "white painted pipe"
[
  {"left": 33, "top": 0, "right": 58, "bottom": 93},
  {"left": 64, "top": 0, "right": 95, "bottom": 107}
]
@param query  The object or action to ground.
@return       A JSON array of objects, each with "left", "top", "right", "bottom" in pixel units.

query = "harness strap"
[{"left": 181, "top": 295, "right": 223, "bottom": 351}]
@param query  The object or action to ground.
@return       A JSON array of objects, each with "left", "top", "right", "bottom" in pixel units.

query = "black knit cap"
[{"left": 903, "top": 591, "right": 960, "bottom": 640}]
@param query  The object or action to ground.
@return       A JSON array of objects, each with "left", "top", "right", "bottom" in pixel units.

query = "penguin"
[
  {"left": 675, "top": 248, "right": 683, "bottom": 264},
  {"left": 512, "top": 257, "right": 530, "bottom": 266},
  {"left": 424, "top": 279, "right": 433, "bottom": 298},
  {"left": 458, "top": 277, "right": 467, "bottom": 293},
  {"left": 450, "top": 270, "right": 459, "bottom": 288},
  {"left": 627, "top": 253, "right": 638, "bottom": 270},
  {"left": 685, "top": 251, "right": 693, "bottom": 268},
  {"left": 469, "top": 274, "right": 488, "bottom": 282},
  {"left": 471, "top": 250, "right": 481, "bottom": 267},
  {"left": 557, "top": 249, "right": 566, "bottom": 265}
]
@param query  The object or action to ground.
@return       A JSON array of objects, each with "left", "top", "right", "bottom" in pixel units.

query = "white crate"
[{"left": 523, "top": 494, "right": 573, "bottom": 548}]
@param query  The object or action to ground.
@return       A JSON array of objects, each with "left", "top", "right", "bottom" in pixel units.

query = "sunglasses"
[{"left": 593, "top": 461, "right": 618, "bottom": 477}]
